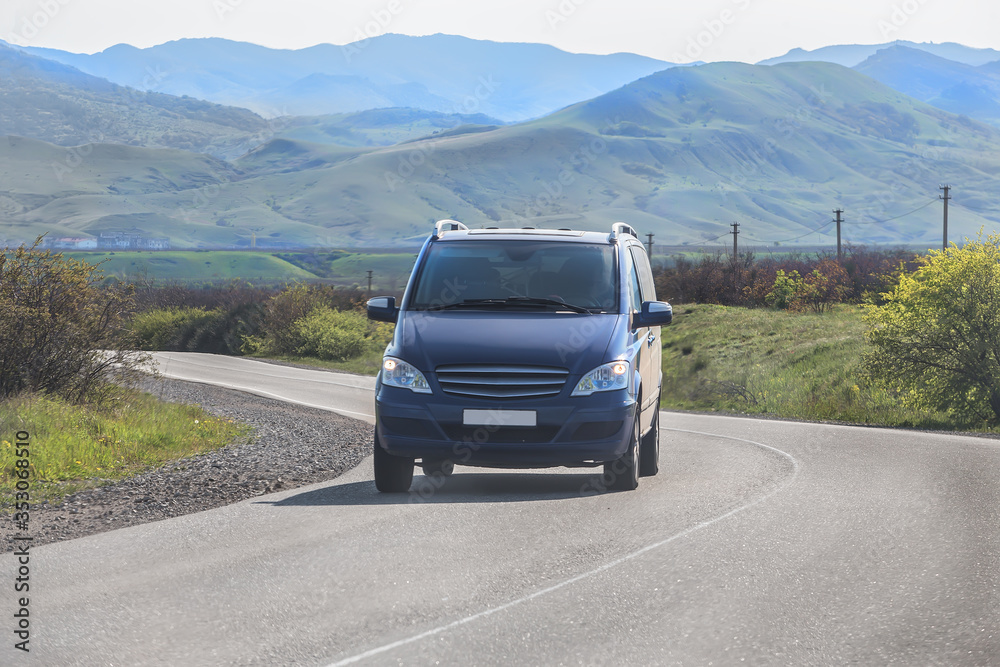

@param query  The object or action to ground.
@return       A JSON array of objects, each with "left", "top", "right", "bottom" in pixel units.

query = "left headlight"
[
  {"left": 571, "top": 361, "right": 629, "bottom": 396},
  {"left": 381, "top": 357, "right": 432, "bottom": 394}
]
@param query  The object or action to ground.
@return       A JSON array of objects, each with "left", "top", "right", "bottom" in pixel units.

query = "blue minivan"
[{"left": 366, "top": 220, "right": 672, "bottom": 492}]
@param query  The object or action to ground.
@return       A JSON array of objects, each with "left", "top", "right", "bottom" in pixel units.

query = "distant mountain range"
[
  {"left": 761, "top": 41, "right": 1000, "bottom": 126},
  {"left": 1, "top": 35, "right": 999, "bottom": 250},
  {"left": 2, "top": 55, "right": 998, "bottom": 249},
  {"left": 853, "top": 45, "right": 1000, "bottom": 125},
  {"left": 219, "top": 60, "right": 998, "bottom": 248},
  {"left": 11, "top": 34, "right": 675, "bottom": 122},
  {"left": 759, "top": 41, "right": 1000, "bottom": 67},
  {"left": 11, "top": 34, "right": 1000, "bottom": 130}
]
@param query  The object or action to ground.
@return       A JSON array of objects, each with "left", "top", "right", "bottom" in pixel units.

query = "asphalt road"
[
  {"left": 149, "top": 352, "right": 377, "bottom": 424},
  {"left": 3, "top": 353, "right": 998, "bottom": 665}
]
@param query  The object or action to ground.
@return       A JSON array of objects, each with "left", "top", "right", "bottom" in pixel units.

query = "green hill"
[
  {"left": 273, "top": 108, "right": 505, "bottom": 148},
  {"left": 68, "top": 250, "right": 319, "bottom": 282},
  {"left": 3, "top": 61, "right": 1000, "bottom": 248},
  {"left": 0, "top": 43, "right": 269, "bottom": 160},
  {"left": 227, "top": 61, "right": 1000, "bottom": 246}
]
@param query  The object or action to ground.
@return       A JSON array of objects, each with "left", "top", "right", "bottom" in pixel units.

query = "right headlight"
[
  {"left": 381, "top": 357, "right": 431, "bottom": 394},
  {"left": 571, "top": 361, "right": 630, "bottom": 396}
]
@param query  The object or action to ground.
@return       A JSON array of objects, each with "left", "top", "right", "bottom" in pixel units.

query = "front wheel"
[
  {"left": 604, "top": 416, "right": 639, "bottom": 491},
  {"left": 373, "top": 429, "right": 414, "bottom": 493}
]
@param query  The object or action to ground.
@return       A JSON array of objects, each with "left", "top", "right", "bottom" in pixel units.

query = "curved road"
[{"left": 3, "top": 352, "right": 998, "bottom": 665}]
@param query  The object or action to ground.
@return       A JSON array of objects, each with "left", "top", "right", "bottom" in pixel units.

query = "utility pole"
[
  {"left": 834, "top": 208, "right": 844, "bottom": 262},
  {"left": 645, "top": 232, "right": 654, "bottom": 258},
  {"left": 730, "top": 222, "right": 741, "bottom": 293},
  {"left": 940, "top": 185, "right": 951, "bottom": 250},
  {"left": 367, "top": 270, "right": 373, "bottom": 296}
]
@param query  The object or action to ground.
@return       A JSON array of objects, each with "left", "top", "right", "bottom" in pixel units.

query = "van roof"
[{"left": 431, "top": 220, "right": 639, "bottom": 245}]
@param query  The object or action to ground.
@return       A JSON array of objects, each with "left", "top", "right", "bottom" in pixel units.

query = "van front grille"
[{"left": 435, "top": 365, "right": 569, "bottom": 399}]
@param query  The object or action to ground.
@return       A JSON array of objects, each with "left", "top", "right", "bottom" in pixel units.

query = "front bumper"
[{"left": 375, "top": 385, "right": 637, "bottom": 468}]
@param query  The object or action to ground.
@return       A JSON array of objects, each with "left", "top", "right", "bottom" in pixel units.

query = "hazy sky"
[{"left": 3, "top": 0, "right": 998, "bottom": 63}]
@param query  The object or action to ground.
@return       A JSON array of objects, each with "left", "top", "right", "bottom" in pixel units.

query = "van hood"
[{"left": 393, "top": 311, "right": 624, "bottom": 377}]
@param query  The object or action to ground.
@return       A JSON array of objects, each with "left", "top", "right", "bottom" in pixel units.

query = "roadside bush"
[
  {"left": 791, "top": 260, "right": 850, "bottom": 313},
  {"left": 195, "top": 302, "right": 266, "bottom": 355},
  {"left": 764, "top": 270, "right": 801, "bottom": 309},
  {"left": 657, "top": 247, "right": 909, "bottom": 310},
  {"left": 0, "top": 238, "right": 141, "bottom": 403},
  {"left": 131, "top": 303, "right": 266, "bottom": 355},
  {"left": 864, "top": 233, "right": 1000, "bottom": 424},
  {"left": 132, "top": 307, "right": 215, "bottom": 350},
  {"left": 249, "top": 283, "right": 368, "bottom": 356},
  {"left": 841, "top": 245, "right": 921, "bottom": 302},
  {"left": 129, "top": 280, "right": 384, "bottom": 361},
  {"left": 656, "top": 252, "right": 745, "bottom": 305},
  {"left": 293, "top": 307, "right": 371, "bottom": 361},
  {"left": 290, "top": 307, "right": 394, "bottom": 361},
  {"left": 131, "top": 279, "right": 276, "bottom": 313}
]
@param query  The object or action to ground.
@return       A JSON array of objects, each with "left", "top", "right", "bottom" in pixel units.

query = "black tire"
[
  {"left": 604, "top": 415, "right": 640, "bottom": 491},
  {"left": 639, "top": 399, "right": 660, "bottom": 477},
  {"left": 373, "top": 429, "right": 414, "bottom": 493},
  {"left": 421, "top": 459, "right": 454, "bottom": 477}
]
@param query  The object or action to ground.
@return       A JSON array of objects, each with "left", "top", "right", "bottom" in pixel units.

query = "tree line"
[{"left": 653, "top": 245, "right": 922, "bottom": 311}]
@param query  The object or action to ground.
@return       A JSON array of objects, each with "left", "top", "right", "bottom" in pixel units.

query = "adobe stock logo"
[
  {"left": 876, "top": 0, "right": 929, "bottom": 39},
  {"left": 8, "top": 0, "right": 72, "bottom": 43},
  {"left": 340, "top": 0, "right": 406, "bottom": 63},
  {"left": 671, "top": 0, "right": 754, "bottom": 63},
  {"left": 545, "top": 0, "right": 589, "bottom": 29}
]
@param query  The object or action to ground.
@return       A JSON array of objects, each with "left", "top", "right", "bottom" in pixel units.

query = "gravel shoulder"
[{"left": 2, "top": 376, "right": 372, "bottom": 550}]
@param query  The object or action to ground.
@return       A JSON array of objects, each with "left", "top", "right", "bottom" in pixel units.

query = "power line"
[
  {"left": 844, "top": 198, "right": 938, "bottom": 225},
  {"left": 705, "top": 228, "right": 733, "bottom": 242},
  {"left": 742, "top": 219, "right": 835, "bottom": 245},
  {"left": 696, "top": 194, "right": 942, "bottom": 247}
]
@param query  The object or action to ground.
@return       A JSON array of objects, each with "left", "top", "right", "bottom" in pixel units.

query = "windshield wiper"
[
  {"left": 423, "top": 297, "right": 592, "bottom": 314},
  {"left": 423, "top": 299, "right": 508, "bottom": 311},
  {"left": 503, "top": 296, "right": 592, "bottom": 313}
]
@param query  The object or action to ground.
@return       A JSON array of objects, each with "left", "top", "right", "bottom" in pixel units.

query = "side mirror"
[
  {"left": 367, "top": 296, "right": 398, "bottom": 323},
  {"left": 633, "top": 300, "right": 672, "bottom": 329}
]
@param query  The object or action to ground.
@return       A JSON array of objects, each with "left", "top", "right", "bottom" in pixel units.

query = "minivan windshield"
[{"left": 409, "top": 241, "right": 618, "bottom": 313}]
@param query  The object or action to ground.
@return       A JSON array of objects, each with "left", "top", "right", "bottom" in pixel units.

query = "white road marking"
[{"left": 326, "top": 427, "right": 800, "bottom": 666}]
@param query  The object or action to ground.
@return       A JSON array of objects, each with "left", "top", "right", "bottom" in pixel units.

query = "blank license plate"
[{"left": 463, "top": 409, "right": 537, "bottom": 427}]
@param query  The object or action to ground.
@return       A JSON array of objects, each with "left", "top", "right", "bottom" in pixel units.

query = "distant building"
[
  {"left": 42, "top": 237, "right": 99, "bottom": 250},
  {"left": 97, "top": 232, "right": 170, "bottom": 250}
]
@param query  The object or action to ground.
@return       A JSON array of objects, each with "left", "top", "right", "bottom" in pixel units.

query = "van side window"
[
  {"left": 629, "top": 246, "right": 657, "bottom": 302},
  {"left": 628, "top": 255, "right": 643, "bottom": 313}
]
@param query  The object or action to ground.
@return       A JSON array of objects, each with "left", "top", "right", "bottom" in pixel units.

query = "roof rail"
[
  {"left": 433, "top": 219, "right": 469, "bottom": 238},
  {"left": 609, "top": 222, "right": 638, "bottom": 242}
]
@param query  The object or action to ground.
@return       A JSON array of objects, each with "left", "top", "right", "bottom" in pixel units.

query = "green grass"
[
  {"left": 277, "top": 250, "right": 417, "bottom": 289},
  {"left": 0, "top": 392, "right": 250, "bottom": 508},
  {"left": 52, "top": 250, "right": 418, "bottom": 287},
  {"left": 660, "top": 304, "right": 980, "bottom": 430},
  {"left": 65, "top": 251, "right": 320, "bottom": 283}
]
